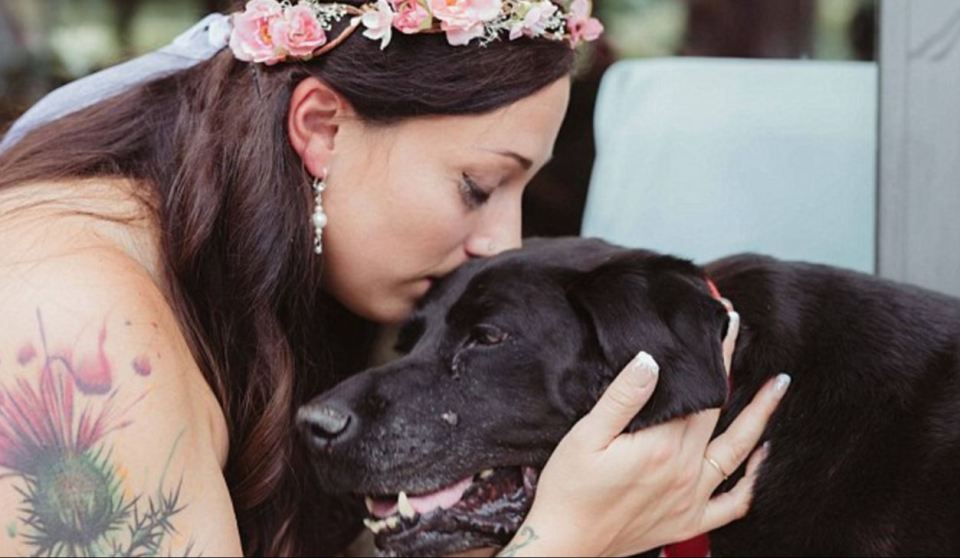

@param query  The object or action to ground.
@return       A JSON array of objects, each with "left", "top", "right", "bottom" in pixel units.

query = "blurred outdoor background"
[{"left": 0, "top": 0, "right": 878, "bottom": 236}]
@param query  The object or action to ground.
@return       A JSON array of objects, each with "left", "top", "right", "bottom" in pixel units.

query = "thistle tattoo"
[{"left": 0, "top": 310, "right": 195, "bottom": 557}]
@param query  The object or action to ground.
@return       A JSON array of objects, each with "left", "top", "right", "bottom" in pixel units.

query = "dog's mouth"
[{"left": 360, "top": 466, "right": 540, "bottom": 557}]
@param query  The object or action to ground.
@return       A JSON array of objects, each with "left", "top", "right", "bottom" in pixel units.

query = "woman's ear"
[{"left": 288, "top": 77, "right": 353, "bottom": 178}]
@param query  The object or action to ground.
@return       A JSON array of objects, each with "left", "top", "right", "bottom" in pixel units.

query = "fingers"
[
  {"left": 701, "top": 374, "right": 790, "bottom": 488},
  {"left": 570, "top": 351, "right": 660, "bottom": 450},
  {"left": 699, "top": 442, "right": 770, "bottom": 532},
  {"left": 721, "top": 309, "right": 740, "bottom": 375},
  {"left": 680, "top": 406, "right": 721, "bottom": 458},
  {"left": 718, "top": 297, "right": 734, "bottom": 313}
]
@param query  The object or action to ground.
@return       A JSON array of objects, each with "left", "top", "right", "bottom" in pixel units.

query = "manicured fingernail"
[
  {"left": 727, "top": 311, "right": 740, "bottom": 332},
  {"left": 755, "top": 441, "right": 771, "bottom": 467},
  {"left": 630, "top": 351, "right": 660, "bottom": 388},
  {"left": 773, "top": 373, "right": 791, "bottom": 395}
]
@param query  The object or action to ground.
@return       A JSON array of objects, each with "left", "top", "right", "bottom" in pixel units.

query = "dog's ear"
[{"left": 567, "top": 251, "right": 730, "bottom": 432}]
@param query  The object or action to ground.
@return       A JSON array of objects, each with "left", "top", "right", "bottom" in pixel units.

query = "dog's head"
[{"left": 299, "top": 238, "right": 730, "bottom": 557}]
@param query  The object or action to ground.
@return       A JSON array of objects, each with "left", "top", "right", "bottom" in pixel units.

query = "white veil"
[{"left": 0, "top": 13, "right": 231, "bottom": 153}]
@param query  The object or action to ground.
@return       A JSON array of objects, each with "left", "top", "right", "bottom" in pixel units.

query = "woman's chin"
[
  {"left": 336, "top": 279, "right": 435, "bottom": 324},
  {"left": 351, "top": 296, "right": 419, "bottom": 325}
]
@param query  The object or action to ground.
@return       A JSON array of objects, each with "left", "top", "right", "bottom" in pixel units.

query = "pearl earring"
[{"left": 312, "top": 172, "right": 328, "bottom": 255}]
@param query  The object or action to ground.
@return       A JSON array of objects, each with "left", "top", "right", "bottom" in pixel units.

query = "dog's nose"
[{"left": 296, "top": 402, "right": 358, "bottom": 450}]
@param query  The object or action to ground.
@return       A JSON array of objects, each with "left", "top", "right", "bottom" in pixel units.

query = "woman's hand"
[{"left": 499, "top": 306, "right": 790, "bottom": 557}]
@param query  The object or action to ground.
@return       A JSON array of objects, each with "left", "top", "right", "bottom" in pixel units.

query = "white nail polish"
[
  {"left": 774, "top": 373, "right": 792, "bottom": 393},
  {"left": 630, "top": 351, "right": 659, "bottom": 388},
  {"left": 726, "top": 311, "right": 740, "bottom": 337}
]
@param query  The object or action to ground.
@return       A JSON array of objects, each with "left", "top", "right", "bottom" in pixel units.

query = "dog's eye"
[{"left": 470, "top": 324, "right": 508, "bottom": 346}]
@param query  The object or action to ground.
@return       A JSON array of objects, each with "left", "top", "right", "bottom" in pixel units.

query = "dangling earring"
[{"left": 312, "top": 171, "right": 328, "bottom": 255}]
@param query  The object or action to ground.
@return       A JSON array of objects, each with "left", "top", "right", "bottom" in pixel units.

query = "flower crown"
[{"left": 228, "top": 0, "right": 604, "bottom": 65}]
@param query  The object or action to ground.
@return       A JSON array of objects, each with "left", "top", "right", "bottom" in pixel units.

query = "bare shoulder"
[{"left": 0, "top": 211, "right": 240, "bottom": 555}]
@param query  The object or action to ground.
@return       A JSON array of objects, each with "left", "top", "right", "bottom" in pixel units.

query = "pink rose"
[
  {"left": 509, "top": 0, "right": 559, "bottom": 40},
  {"left": 229, "top": 0, "right": 286, "bottom": 65},
  {"left": 392, "top": 0, "right": 432, "bottom": 34},
  {"left": 429, "top": 0, "right": 502, "bottom": 46},
  {"left": 566, "top": 0, "right": 604, "bottom": 46},
  {"left": 360, "top": 0, "right": 397, "bottom": 50},
  {"left": 273, "top": 4, "right": 327, "bottom": 58}
]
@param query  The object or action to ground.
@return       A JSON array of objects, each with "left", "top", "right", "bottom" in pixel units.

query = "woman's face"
[{"left": 322, "top": 77, "right": 571, "bottom": 324}]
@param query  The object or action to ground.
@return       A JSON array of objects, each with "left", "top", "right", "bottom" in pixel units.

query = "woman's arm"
[
  {"left": 500, "top": 307, "right": 788, "bottom": 557},
  {"left": 0, "top": 246, "right": 242, "bottom": 556}
]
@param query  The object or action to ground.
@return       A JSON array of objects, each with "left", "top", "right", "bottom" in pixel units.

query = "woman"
[{"left": 0, "top": 1, "right": 786, "bottom": 555}]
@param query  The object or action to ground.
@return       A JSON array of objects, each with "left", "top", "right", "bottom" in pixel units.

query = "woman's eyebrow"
[
  {"left": 480, "top": 148, "right": 556, "bottom": 171},
  {"left": 499, "top": 150, "right": 533, "bottom": 170}
]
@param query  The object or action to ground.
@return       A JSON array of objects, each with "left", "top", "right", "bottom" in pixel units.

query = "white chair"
[{"left": 581, "top": 57, "right": 878, "bottom": 273}]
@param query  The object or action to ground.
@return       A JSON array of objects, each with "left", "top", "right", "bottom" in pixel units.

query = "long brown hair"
[{"left": 0, "top": 2, "right": 575, "bottom": 554}]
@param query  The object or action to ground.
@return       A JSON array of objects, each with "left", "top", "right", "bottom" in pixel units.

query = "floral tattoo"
[
  {"left": 0, "top": 310, "right": 194, "bottom": 557},
  {"left": 498, "top": 525, "right": 540, "bottom": 557}
]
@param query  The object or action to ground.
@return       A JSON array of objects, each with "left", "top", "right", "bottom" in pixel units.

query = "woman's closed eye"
[{"left": 459, "top": 173, "right": 492, "bottom": 209}]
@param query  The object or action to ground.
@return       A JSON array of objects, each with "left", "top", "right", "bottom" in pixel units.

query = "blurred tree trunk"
[
  {"left": 522, "top": 38, "right": 616, "bottom": 238},
  {"left": 680, "top": 0, "right": 816, "bottom": 58},
  {"left": 207, "top": 0, "right": 233, "bottom": 12},
  {"left": 109, "top": 0, "right": 140, "bottom": 58}
]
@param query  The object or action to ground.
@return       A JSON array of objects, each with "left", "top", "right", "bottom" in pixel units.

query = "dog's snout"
[{"left": 297, "top": 402, "right": 358, "bottom": 450}]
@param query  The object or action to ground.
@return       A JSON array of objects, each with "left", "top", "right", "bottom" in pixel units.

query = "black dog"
[{"left": 298, "top": 237, "right": 960, "bottom": 557}]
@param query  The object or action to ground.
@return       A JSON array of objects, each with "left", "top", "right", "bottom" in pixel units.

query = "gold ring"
[{"left": 705, "top": 456, "right": 729, "bottom": 481}]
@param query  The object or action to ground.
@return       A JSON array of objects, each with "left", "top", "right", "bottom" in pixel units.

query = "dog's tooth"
[
  {"left": 479, "top": 469, "right": 495, "bottom": 480},
  {"left": 385, "top": 516, "right": 400, "bottom": 530},
  {"left": 397, "top": 491, "right": 416, "bottom": 519},
  {"left": 364, "top": 496, "right": 376, "bottom": 515},
  {"left": 363, "top": 518, "right": 384, "bottom": 535}
]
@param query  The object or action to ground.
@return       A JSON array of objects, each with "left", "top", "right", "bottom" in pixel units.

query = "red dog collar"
[{"left": 706, "top": 277, "right": 723, "bottom": 301}]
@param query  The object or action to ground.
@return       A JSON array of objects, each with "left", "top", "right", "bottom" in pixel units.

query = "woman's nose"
[
  {"left": 467, "top": 236, "right": 520, "bottom": 258},
  {"left": 465, "top": 198, "right": 522, "bottom": 258}
]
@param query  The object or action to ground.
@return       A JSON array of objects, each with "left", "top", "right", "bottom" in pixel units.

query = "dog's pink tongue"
[
  {"left": 370, "top": 476, "right": 474, "bottom": 519},
  {"left": 370, "top": 499, "right": 399, "bottom": 518},
  {"left": 408, "top": 476, "right": 473, "bottom": 515}
]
